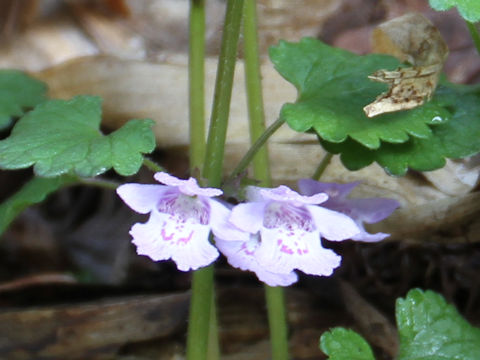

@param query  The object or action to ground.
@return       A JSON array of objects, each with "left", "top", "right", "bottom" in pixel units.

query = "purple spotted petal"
[
  {"left": 307, "top": 205, "right": 361, "bottom": 241},
  {"left": 255, "top": 227, "right": 341, "bottom": 276},
  {"left": 130, "top": 211, "right": 218, "bottom": 271},
  {"left": 215, "top": 236, "right": 298, "bottom": 287},
  {"left": 116, "top": 184, "right": 170, "bottom": 214},
  {"left": 154, "top": 172, "right": 222, "bottom": 197}
]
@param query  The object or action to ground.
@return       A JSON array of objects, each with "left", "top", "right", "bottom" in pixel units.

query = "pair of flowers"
[{"left": 117, "top": 172, "right": 399, "bottom": 286}]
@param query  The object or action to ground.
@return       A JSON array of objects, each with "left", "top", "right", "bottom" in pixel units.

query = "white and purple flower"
[
  {"left": 117, "top": 172, "right": 244, "bottom": 272},
  {"left": 215, "top": 185, "right": 362, "bottom": 286},
  {"left": 117, "top": 173, "right": 400, "bottom": 286},
  {"left": 297, "top": 179, "right": 400, "bottom": 242}
]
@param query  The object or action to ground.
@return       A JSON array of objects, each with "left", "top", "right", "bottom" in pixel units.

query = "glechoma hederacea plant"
[{"left": 0, "top": 0, "right": 479, "bottom": 359}]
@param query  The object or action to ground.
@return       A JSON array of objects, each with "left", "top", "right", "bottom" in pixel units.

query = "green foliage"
[
  {"left": 0, "top": 70, "right": 47, "bottom": 129},
  {"left": 0, "top": 175, "right": 76, "bottom": 235},
  {"left": 269, "top": 38, "right": 450, "bottom": 150},
  {"left": 429, "top": 0, "right": 480, "bottom": 22},
  {"left": 322, "top": 84, "right": 480, "bottom": 175},
  {"left": 320, "top": 328, "right": 375, "bottom": 360},
  {"left": 320, "top": 289, "right": 480, "bottom": 360},
  {"left": 397, "top": 289, "right": 480, "bottom": 360},
  {"left": 269, "top": 37, "right": 480, "bottom": 175},
  {"left": 0, "top": 95, "right": 156, "bottom": 177}
]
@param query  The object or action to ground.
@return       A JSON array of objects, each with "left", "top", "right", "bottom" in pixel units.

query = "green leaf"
[
  {"left": 0, "top": 70, "right": 47, "bottom": 129},
  {"left": 0, "top": 175, "right": 76, "bottom": 235},
  {"left": 397, "top": 289, "right": 480, "bottom": 360},
  {"left": 320, "top": 328, "right": 375, "bottom": 360},
  {"left": 429, "top": 0, "right": 480, "bottom": 22},
  {"left": 269, "top": 38, "right": 450, "bottom": 150},
  {"left": 322, "top": 84, "right": 480, "bottom": 175},
  {"left": 0, "top": 96, "right": 156, "bottom": 177}
]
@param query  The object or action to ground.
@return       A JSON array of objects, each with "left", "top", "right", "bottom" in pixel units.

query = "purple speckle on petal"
[
  {"left": 157, "top": 192, "right": 211, "bottom": 225},
  {"left": 263, "top": 202, "right": 315, "bottom": 231}
]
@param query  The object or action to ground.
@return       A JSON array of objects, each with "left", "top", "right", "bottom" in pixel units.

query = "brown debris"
[
  {"left": 0, "top": 293, "right": 190, "bottom": 360},
  {"left": 364, "top": 13, "right": 448, "bottom": 117}
]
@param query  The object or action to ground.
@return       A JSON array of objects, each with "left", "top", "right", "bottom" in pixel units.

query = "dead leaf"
[
  {"left": 364, "top": 13, "right": 448, "bottom": 117},
  {"left": 0, "top": 293, "right": 189, "bottom": 360}
]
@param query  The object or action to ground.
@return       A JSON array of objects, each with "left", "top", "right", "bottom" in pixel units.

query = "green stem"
[
  {"left": 189, "top": 0, "right": 206, "bottom": 173},
  {"left": 207, "top": 294, "right": 220, "bottom": 360},
  {"left": 187, "top": 2, "right": 244, "bottom": 360},
  {"left": 466, "top": 21, "right": 480, "bottom": 56},
  {"left": 243, "top": 1, "right": 289, "bottom": 359},
  {"left": 243, "top": 0, "right": 270, "bottom": 187},
  {"left": 203, "top": 0, "right": 245, "bottom": 187},
  {"left": 228, "top": 117, "right": 285, "bottom": 181},
  {"left": 312, "top": 152, "right": 333, "bottom": 181},
  {"left": 76, "top": 177, "right": 120, "bottom": 190},
  {"left": 188, "top": 2, "right": 220, "bottom": 359},
  {"left": 265, "top": 286, "right": 289, "bottom": 360},
  {"left": 186, "top": 266, "right": 215, "bottom": 360},
  {"left": 142, "top": 157, "right": 164, "bottom": 173}
]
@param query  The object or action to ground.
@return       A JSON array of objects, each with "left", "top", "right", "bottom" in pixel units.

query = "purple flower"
[
  {"left": 297, "top": 179, "right": 400, "bottom": 242},
  {"left": 215, "top": 185, "right": 361, "bottom": 285},
  {"left": 117, "top": 172, "right": 244, "bottom": 271}
]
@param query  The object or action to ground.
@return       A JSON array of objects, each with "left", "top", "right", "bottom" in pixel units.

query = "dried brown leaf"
[{"left": 364, "top": 13, "right": 448, "bottom": 117}]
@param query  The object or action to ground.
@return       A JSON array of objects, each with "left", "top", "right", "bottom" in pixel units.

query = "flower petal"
[
  {"left": 255, "top": 227, "right": 341, "bottom": 276},
  {"left": 255, "top": 185, "right": 328, "bottom": 206},
  {"left": 215, "top": 237, "right": 298, "bottom": 287},
  {"left": 209, "top": 200, "right": 249, "bottom": 242},
  {"left": 154, "top": 172, "right": 222, "bottom": 197},
  {"left": 347, "top": 198, "right": 400, "bottom": 223},
  {"left": 352, "top": 230, "right": 390, "bottom": 242},
  {"left": 350, "top": 222, "right": 390, "bottom": 242},
  {"left": 298, "top": 179, "right": 359, "bottom": 200},
  {"left": 307, "top": 205, "right": 361, "bottom": 241},
  {"left": 229, "top": 202, "right": 266, "bottom": 233},
  {"left": 117, "top": 184, "right": 169, "bottom": 214},
  {"left": 130, "top": 211, "right": 218, "bottom": 271}
]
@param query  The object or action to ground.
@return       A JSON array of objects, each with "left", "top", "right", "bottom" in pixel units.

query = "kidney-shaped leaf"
[
  {"left": 269, "top": 38, "right": 451, "bottom": 150},
  {"left": 322, "top": 84, "right": 480, "bottom": 175},
  {"left": 0, "top": 70, "right": 47, "bottom": 129},
  {"left": 0, "top": 96, "right": 155, "bottom": 177}
]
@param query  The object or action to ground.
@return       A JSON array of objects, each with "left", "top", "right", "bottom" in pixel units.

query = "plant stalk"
[
  {"left": 189, "top": 0, "right": 206, "bottom": 173},
  {"left": 187, "top": 1, "right": 244, "bottom": 360},
  {"left": 312, "top": 152, "right": 334, "bottom": 181},
  {"left": 243, "top": 1, "right": 289, "bottom": 359},
  {"left": 228, "top": 117, "right": 285, "bottom": 181},
  {"left": 466, "top": 21, "right": 480, "bottom": 56},
  {"left": 203, "top": 0, "right": 245, "bottom": 187}
]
